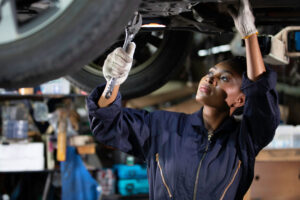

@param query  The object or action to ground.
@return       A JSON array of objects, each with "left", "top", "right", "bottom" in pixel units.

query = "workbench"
[{"left": 250, "top": 148, "right": 300, "bottom": 200}]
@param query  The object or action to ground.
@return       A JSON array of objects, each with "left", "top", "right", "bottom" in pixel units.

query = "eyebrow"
[
  {"left": 221, "top": 70, "right": 233, "bottom": 75},
  {"left": 210, "top": 66, "right": 234, "bottom": 75}
]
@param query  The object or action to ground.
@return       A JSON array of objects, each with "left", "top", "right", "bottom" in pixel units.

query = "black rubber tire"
[
  {"left": 0, "top": 0, "right": 140, "bottom": 88},
  {"left": 67, "top": 31, "right": 193, "bottom": 99}
]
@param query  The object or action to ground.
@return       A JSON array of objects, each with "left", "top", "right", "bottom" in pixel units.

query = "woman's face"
[{"left": 196, "top": 61, "right": 244, "bottom": 110}]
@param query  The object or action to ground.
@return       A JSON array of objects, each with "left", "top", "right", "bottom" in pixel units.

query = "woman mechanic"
[{"left": 86, "top": 0, "right": 280, "bottom": 199}]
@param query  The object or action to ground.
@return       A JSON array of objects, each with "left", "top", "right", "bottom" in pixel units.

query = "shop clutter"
[
  {"left": 0, "top": 78, "right": 150, "bottom": 199},
  {"left": 0, "top": 95, "right": 85, "bottom": 171}
]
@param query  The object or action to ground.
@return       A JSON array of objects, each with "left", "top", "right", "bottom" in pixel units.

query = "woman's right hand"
[{"left": 102, "top": 42, "right": 136, "bottom": 85}]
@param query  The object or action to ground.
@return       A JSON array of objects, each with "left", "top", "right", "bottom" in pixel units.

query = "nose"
[{"left": 206, "top": 75, "right": 215, "bottom": 85}]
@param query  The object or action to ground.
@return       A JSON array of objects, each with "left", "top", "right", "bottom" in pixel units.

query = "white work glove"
[
  {"left": 103, "top": 42, "right": 136, "bottom": 85},
  {"left": 228, "top": 0, "right": 257, "bottom": 39}
]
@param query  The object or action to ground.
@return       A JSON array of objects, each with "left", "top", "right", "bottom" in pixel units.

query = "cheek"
[
  {"left": 213, "top": 87, "right": 227, "bottom": 103},
  {"left": 223, "top": 86, "right": 241, "bottom": 102}
]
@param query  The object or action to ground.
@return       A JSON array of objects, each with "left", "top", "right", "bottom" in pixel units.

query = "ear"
[{"left": 233, "top": 93, "right": 245, "bottom": 108}]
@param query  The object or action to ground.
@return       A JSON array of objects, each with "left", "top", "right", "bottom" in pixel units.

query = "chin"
[
  {"left": 195, "top": 93, "right": 202, "bottom": 102},
  {"left": 195, "top": 94, "right": 207, "bottom": 105}
]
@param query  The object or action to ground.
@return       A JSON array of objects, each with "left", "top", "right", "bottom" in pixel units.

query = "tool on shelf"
[{"left": 57, "top": 109, "right": 68, "bottom": 161}]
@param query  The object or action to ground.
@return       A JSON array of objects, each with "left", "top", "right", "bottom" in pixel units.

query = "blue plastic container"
[
  {"left": 118, "top": 179, "right": 149, "bottom": 196},
  {"left": 113, "top": 164, "right": 147, "bottom": 179}
]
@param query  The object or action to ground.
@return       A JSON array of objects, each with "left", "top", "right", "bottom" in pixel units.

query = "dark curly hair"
[{"left": 221, "top": 56, "right": 247, "bottom": 76}]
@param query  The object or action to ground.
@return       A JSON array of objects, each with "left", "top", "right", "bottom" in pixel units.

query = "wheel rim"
[
  {"left": 0, "top": 0, "right": 73, "bottom": 44},
  {"left": 83, "top": 31, "right": 167, "bottom": 77}
]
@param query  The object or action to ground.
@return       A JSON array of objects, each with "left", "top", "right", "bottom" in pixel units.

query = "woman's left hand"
[{"left": 228, "top": 0, "right": 257, "bottom": 39}]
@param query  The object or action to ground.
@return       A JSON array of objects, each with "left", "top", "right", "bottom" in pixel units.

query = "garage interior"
[{"left": 1, "top": 0, "right": 300, "bottom": 200}]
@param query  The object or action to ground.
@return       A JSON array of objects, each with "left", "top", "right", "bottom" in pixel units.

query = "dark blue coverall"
[{"left": 86, "top": 68, "right": 280, "bottom": 200}]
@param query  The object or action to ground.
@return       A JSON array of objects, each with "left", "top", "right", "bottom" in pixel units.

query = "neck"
[{"left": 202, "top": 106, "right": 229, "bottom": 131}]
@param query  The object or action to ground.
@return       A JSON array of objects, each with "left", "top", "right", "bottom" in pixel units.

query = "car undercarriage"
[{"left": 1, "top": 0, "right": 300, "bottom": 98}]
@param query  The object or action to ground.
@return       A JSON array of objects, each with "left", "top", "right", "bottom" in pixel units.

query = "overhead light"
[
  {"left": 197, "top": 44, "right": 231, "bottom": 57},
  {"left": 142, "top": 23, "right": 166, "bottom": 28}
]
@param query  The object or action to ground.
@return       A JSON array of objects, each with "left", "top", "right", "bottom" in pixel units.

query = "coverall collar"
[{"left": 190, "top": 107, "right": 237, "bottom": 134}]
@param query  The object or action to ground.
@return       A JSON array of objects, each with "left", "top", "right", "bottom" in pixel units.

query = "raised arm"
[
  {"left": 86, "top": 42, "right": 158, "bottom": 159},
  {"left": 97, "top": 42, "right": 136, "bottom": 108},
  {"left": 245, "top": 35, "right": 266, "bottom": 81},
  {"left": 229, "top": 0, "right": 280, "bottom": 154},
  {"left": 229, "top": 0, "right": 266, "bottom": 81}
]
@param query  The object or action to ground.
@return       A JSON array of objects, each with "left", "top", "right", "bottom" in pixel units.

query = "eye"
[
  {"left": 207, "top": 71, "right": 214, "bottom": 77},
  {"left": 220, "top": 76, "right": 229, "bottom": 82}
]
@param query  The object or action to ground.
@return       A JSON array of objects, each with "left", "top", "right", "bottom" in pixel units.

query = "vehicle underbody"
[{"left": 1, "top": 0, "right": 300, "bottom": 98}]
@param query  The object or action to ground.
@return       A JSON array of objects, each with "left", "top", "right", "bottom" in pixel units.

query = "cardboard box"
[{"left": 0, "top": 143, "right": 44, "bottom": 172}]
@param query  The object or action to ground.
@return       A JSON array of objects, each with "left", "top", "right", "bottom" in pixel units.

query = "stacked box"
[{"left": 113, "top": 164, "right": 149, "bottom": 196}]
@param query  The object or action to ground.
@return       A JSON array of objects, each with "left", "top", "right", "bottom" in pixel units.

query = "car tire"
[
  {"left": 0, "top": 0, "right": 140, "bottom": 88},
  {"left": 67, "top": 31, "right": 193, "bottom": 99}
]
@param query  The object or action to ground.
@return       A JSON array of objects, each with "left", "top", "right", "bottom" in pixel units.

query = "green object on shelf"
[{"left": 126, "top": 156, "right": 135, "bottom": 166}]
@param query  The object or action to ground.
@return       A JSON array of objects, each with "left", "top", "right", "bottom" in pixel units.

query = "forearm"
[
  {"left": 98, "top": 83, "right": 120, "bottom": 108},
  {"left": 245, "top": 34, "right": 266, "bottom": 81}
]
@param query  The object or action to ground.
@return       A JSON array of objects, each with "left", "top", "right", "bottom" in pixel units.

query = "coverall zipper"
[
  {"left": 156, "top": 153, "right": 173, "bottom": 198},
  {"left": 219, "top": 160, "right": 242, "bottom": 200},
  {"left": 193, "top": 130, "right": 213, "bottom": 200}
]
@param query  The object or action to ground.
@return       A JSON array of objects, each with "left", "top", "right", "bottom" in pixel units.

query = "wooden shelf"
[
  {"left": 0, "top": 169, "right": 57, "bottom": 174},
  {"left": 256, "top": 148, "right": 300, "bottom": 162},
  {"left": 0, "top": 94, "right": 87, "bottom": 101}
]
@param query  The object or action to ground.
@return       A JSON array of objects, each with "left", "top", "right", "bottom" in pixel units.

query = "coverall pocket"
[
  {"left": 219, "top": 160, "right": 242, "bottom": 200},
  {"left": 156, "top": 153, "right": 173, "bottom": 199}
]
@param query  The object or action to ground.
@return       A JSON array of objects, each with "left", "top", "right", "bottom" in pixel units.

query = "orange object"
[
  {"left": 76, "top": 144, "right": 96, "bottom": 155},
  {"left": 57, "top": 131, "right": 67, "bottom": 161},
  {"left": 57, "top": 110, "right": 68, "bottom": 161},
  {"left": 18, "top": 88, "right": 34, "bottom": 95},
  {"left": 243, "top": 31, "right": 258, "bottom": 40}
]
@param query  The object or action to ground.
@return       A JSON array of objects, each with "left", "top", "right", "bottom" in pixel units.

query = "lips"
[{"left": 199, "top": 85, "right": 211, "bottom": 94}]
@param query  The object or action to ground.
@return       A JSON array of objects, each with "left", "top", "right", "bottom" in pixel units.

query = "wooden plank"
[
  {"left": 162, "top": 98, "right": 202, "bottom": 114},
  {"left": 126, "top": 85, "right": 196, "bottom": 109},
  {"left": 256, "top": 148, "right": 300, "bottom": 162}
]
